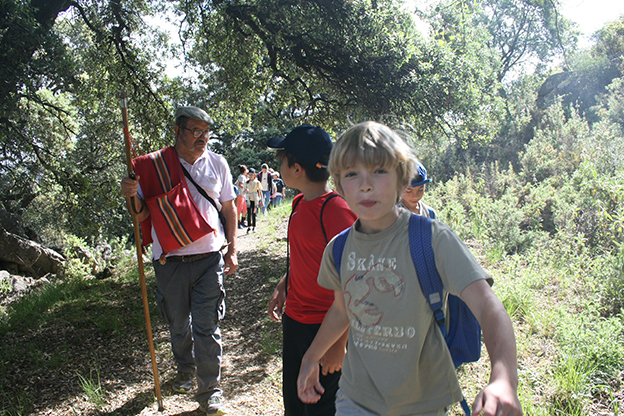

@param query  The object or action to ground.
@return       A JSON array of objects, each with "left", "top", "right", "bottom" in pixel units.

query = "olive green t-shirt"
[{"left": 318, "top": 209, "right": 490, "bottom": 415}]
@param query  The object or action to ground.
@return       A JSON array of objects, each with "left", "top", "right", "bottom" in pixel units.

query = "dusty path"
[{"left": 2, "top": 212, "right": 289, "bottom": 416}]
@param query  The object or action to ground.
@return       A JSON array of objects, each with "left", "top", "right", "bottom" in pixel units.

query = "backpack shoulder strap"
[
  {"left": 287, "top": 194, "right": 304, "bottom": 244},
  {"left": 429, "top": 208, "right": 436, "bottom": 219},
  {"left": 332, "top": 227, "right": 351, "bottom": 274},
  {"left": 409, "top": 214, "right": 475, "bottom": 416},
  {"left": 408, "top": 214, "right": 447, "bottom": 337},
  {"left": 284, "top": 194, "right": 305, "bottom": 297},
  {"left": 291, "top": 194, "right": 304, "bottom": 213},
  {"left": 320, "top": 193, "right": 342, "bottom": 243}
]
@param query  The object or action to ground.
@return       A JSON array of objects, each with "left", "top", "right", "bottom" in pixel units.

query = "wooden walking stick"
[{"left": 120, "top": 91, "right": 164, "bottom": 412}]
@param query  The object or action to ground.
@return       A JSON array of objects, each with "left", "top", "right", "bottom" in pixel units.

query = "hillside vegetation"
[{"left": 426, "top": 102, "right": 624, "bottom": 415}]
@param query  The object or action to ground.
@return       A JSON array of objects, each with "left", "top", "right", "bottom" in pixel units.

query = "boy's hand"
[
  {"left": 297, "top": 358, "right": 324, "bottom": 404},
  {"left": 472, "top": 379, "right": 522, "bottom": 416},
  {"left": 320, "top": 345, "right": 344, "bottom": 375},
  {"left": 320, "top": 330, "right": 348, "bottom": 375},
  {"left": 297, "top": 294, "right": 350, "bottom": 404},
  {"left": 267, "top": 276, "right": 286, "bottom": 322}
]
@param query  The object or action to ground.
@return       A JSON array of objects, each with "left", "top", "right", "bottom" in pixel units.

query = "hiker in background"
[
  {"left": 245, "top": 168, "right": 262, "bottom": 233},
  {"left": 267, "top": 125, "right": 358, "bottom": 416},
  {"left": 258, "top": 163, "right": 273, "bottom": 214},
  {"left": 244, "top": 169, "right": 251, "bottom": 226},
  {"left": 297, "top": 121, "right": 522, "bottom": 416},
  {"left": 236, "top": 165, "right": 248, "bottom": 229},
  {"left": 272, "top": 172, "right": 285, "bottom": 207},
  {"left": 120, "top": 106, "right": 237, "bottom": 416},
  {"left": 401, "top": 161, "right": 437, "bottom": 219}
]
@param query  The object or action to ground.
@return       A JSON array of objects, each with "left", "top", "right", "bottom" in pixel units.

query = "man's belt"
[{"left": 160, "top": 252, "right": 215, "bottom": 264}]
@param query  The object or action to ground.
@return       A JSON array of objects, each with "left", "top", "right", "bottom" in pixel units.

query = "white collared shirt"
[{"left": 139, "top": 149, "right": 235, "bottom": 259}]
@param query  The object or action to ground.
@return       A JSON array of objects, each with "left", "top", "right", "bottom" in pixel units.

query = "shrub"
[
  {"left": 598, "top": 244, "right": 624, "bottom": 317},
  {"left": 471, "top": 193, "right": 538, "bottom": 255},
  {"left": 519, "top": 102, "right": 589, "bottom": 184}
]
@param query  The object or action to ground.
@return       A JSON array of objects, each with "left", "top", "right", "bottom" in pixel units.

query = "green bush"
[
  {"left": 598, "top": 244, "right": 624, "bottom": 317},
  {"left": 520, "top": 102, "right": 589, "bottom": 184},
  {"left": 473, "top": 193, "right": 541, "bottom": 255}
]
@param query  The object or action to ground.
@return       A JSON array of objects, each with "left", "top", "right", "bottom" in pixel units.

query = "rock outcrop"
[{"left": 0, "top": 227, "right": 64, "bottom": 277}]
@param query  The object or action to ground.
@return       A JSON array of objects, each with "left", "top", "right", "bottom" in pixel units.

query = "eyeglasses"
[{"left": 182, "top": 127, "right": 211, "bottom": 138}]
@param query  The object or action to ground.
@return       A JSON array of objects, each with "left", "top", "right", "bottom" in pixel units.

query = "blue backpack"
[{"left": 332, "top": 214, "right": 480, "bottom": 416}]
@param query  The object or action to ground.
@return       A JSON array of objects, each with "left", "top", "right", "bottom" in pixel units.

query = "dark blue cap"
[
  {"left": 267, "top": 125, "right": 333, "bottom": 169},
  {"left": 410, "top": 163, "right": 431, "bottom": 187}
]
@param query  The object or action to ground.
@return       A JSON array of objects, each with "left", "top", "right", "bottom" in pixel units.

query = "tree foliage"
[
  {"left": 178, "top": 0, "right": 505, "bottom": 142},
  {"left": 425, "top": 0, "right": 577, "bottom": 82},
  {"left": 1, "top": 0, "right": 181, "bottom": 241},
  {"left": 0, "top": 0, "right": 611, "bottom": 250}
]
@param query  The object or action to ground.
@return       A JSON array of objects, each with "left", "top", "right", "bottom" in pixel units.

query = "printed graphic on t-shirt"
[{"left": 343, "top": 251, "right": 415, "bottom": 353}]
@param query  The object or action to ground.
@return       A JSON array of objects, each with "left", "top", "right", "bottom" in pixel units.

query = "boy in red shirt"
[{"left": 267, "top": 125, "right": 358, "bottom": 416}]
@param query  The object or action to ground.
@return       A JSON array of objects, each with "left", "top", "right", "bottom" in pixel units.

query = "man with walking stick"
[{"left": 121, "top": 106, "right": 237, "bottom": 415}]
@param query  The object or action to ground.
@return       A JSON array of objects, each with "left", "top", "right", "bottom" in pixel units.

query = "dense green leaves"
[
  {"left": 183, "top": 0, "right": 504, "bottom": 140},
  {"left": 426, "top": 0, "right": 577, "bottom": 82},
  {"left": 1, "top": 0, "right": 183, "bottom": 241},
  {"left": 0, "top": 0, "right": 619, "bottom": 250}
]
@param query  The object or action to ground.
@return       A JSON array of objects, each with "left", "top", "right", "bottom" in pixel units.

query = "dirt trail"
[{"left": 3, "top": 214, "right": 288, "bottom": 416}]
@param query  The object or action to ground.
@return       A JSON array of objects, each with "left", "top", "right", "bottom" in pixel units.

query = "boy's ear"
[{"left": 292, "top": 162, "right": 304, "bottom": 178}]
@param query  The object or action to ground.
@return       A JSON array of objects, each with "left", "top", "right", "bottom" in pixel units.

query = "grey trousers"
[{"left": 153, "top": 252, "right": 226, "bottom": 402}]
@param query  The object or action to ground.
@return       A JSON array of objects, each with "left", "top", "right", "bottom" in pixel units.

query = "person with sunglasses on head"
[
  {"left": 401, "top": 162, "right": 437, "bottom": 219},
  {"left": 120, "top": 106, "right": 236, "bottom": 416}
]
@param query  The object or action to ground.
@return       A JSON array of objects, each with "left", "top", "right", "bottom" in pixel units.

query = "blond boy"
[{"left": 297, "top": 122, "right": 522, "bottom": 416}]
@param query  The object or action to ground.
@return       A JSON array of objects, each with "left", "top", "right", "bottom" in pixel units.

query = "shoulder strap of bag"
[
  {"left": 284, "top": 193, "right": 341, "bottom": 297},
  {"left": 284, "top": 194, "right": 305, "bottom": 297},
  {"left": 180, "top": 164, "right": 227, "bottom": 231},
  {"left": 320, "top": 193, "right": 342, "bottom": 244},
  {"left": 332, "top": 227, "right": 351, "bottom": 273},
  {"left": 408, "top": 213, "right": 473, "bottom": 416},
  {"left": 408, "top": 214, "right": 446, "bottom": 334}
]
